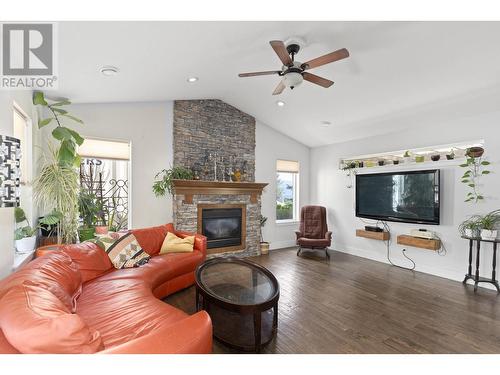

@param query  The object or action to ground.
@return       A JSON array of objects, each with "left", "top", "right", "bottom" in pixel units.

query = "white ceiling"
[{"left": 54, "top": 21, "right": 500, "bottom": 147}]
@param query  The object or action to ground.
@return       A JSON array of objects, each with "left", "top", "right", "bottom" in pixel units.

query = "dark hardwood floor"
[{"left": 164, "top": 248, "right": 500, "bottom": 354}]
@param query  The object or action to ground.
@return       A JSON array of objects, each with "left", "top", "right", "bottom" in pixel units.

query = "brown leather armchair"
[{"left": 295, "top": 205, "right": 332, "bottom": 259}]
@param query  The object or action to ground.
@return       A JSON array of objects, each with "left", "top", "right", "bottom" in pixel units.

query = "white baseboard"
[
  {"left": 332, "top": 243, "right": 498, "bottom": 291},
  {"left": 270, "top": 240, "right": 296, "bottom": 250}
]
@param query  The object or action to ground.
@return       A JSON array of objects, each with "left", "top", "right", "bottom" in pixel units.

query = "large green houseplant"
[
  {"left": 33, "top": 92, "right": 85, "bottom": 244},
  {"left": 153, "top": 166, "right": 194, "bottom": 197}
]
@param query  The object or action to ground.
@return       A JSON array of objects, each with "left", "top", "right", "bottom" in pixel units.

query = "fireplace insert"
[{"left": 200, "top": 207, "right": 243, "bottom": 250}]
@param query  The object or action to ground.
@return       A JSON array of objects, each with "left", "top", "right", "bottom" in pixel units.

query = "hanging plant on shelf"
[
  {"left": 341, "top": 161, "right": 357, "bottom": 189},
  {"left": 460, "top": 147, "right": 491, "bottom": 203}
]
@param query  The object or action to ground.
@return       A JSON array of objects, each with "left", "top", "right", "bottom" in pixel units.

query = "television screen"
[{"left": 355, "top": 170, "right": 440, "bottom": 225}]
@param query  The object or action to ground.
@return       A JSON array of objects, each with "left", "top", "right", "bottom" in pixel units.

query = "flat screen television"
[{"left": 355, "top": 169, "right": 440, "bottom": 225}]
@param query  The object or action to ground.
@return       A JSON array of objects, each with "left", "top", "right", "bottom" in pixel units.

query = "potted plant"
[
  {"left": 78, "top": 190, "right": 99, "bottom": 241},
  {"left": 341, "top": 162, "right": 357, "bottom": 188},
  {"left": 14, "top": 207, "right": 38, "bottom": 253},
  {"left": 259, "top": 215, "right": 270, "bottom": 255},
  {"left": 153, "top": 166, "right": 194, "bottom": 197},
  {"left": 33, "top": 92, "right": 84, "bottom": 244},
  {"left": 415, "top": 155, "right": 425, "bottom": 163},
  {"left": 458, "top": 215, "right": 482, "bottom": 238},
  {"left": 446, "top": 148, "right": 455, "bottom": 160},
  {"left": 479, "top": 210, "right": 500, "bottom": 240},
  {"left": 466, "top": 147, "right": 484, "bottom": 158},
  {"left": 460, "top": 148, "right": 491, "bottom": 203},
  {"left": 35, "top": 210, "right": 63, "bottom": 247},
  {"left": 431, "top": 154, "right": 441, "bottom": 161},
  {"left": 34, "top": 147, "right": 80, "bottom": 244},
  {"left": 403, "top": 150, "right": 412, "bottom": 163}
]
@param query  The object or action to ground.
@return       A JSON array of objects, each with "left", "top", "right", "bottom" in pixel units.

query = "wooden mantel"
[{"left": 172, "top": 180, "right": 268, "bottom": 204}]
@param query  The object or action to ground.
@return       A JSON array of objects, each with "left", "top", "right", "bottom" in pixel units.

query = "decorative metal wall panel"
[{"left": 0, "top": 135, "right": 21, "bottom": 208}]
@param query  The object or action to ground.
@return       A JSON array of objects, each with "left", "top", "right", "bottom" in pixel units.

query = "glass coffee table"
[{"left": 195, "top": 257, "right": 280, "bottom": 352}]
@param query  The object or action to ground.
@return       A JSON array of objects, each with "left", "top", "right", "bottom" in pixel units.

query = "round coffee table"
[{"left": 195, "top": 257, "right": 280, "bottom": 352}]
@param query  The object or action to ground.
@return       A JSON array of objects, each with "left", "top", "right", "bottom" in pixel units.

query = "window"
[
  {"left": 78, "top": 138, "right": 131, "bottom": 230},
  {"left": 276, "top": 160, "right": 299, "bottom": 222}
]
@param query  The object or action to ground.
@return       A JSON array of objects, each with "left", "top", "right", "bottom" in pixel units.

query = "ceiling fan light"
[{"left": 283, "top": 72, "right": 303, "bottom": 88}]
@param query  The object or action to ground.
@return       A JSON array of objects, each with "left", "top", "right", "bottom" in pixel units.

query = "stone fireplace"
[
  {"left": 172, "top": 180, "right": 267, "bottom": 256},
  {"left": 198, "top": 204, "right": 246, "bottom": 253},
  {"left": 172, "top": 99, "right": 267, "bottom": 257}
]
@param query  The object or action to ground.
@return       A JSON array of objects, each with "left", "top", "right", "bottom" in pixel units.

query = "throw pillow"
[
  {"left": 0, "top": 252, "right": 82, "bottom": 313},
  {"left": 160, "top": 232, "right": 195, "bottom": 254},
  {"left": 100, "top": 233, "right": 151, "bottom": 269},
  {"left": 0, "top": 282, "right": 103, "bottom": 353},
  {"left": 62, "top": 242, "right": 114, "bottom": 283},
  {"left": 130, "top": 223, "right": 175, "bottom": 256}
]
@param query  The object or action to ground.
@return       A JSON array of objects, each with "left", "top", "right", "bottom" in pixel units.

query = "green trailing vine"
[
  {"left": 152, "top": 166, "right": 194, "bottom": 197},
  {"left": 460, "top": 152, "right": 491, "bottom": 203}
]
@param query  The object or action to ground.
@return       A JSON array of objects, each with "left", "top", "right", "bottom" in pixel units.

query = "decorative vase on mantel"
[{"left": 231, "top": 169, "right": 242, "bottom": 182}]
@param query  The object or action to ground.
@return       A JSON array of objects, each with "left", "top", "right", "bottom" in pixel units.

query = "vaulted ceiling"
[{"left": 54, "top": 21, "right": 500, "bottom": 147}]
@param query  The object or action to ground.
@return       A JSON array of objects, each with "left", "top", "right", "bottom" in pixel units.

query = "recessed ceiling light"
[
  {"left": 320, "top": 121, "right": 331, "bottom": 126},
  {"left": 187, "top": 77, "right": 199, "bottom": 83},
  {"left": 100, "top": 66, "right": 119, "bottom": 76},
  {"left": 276, "top": 100, "right": 285, "bottom": 107}
]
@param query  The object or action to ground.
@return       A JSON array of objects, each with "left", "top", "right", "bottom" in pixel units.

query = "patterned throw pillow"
[{"left": 94, "top": 233, "right": 150, "bottom": 269}]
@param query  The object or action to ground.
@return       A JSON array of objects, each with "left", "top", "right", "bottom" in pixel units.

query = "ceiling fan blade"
[
  {"left": 270, "top": 40, "right": 292, "bottom": 66},
  {"left": 238, "top": 70, "right": 281, "bottom": 77},
  {"left": 272, "top": 81, "right": 286, "bottom": 95},
  {"left": 303, "top": 72, "right": 334, "bottom": 88},
  {"left": 302, "top": 48, "right": 349, "bottom": 70}
]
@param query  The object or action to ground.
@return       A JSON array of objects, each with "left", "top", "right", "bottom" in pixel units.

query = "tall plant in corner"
[{"left": 33, "top": 91, "right": 84, "bottom": 243}]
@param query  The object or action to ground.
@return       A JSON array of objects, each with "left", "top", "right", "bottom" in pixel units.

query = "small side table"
[{"left": 462, "top": 236, "right": 500, "bottom": 293}]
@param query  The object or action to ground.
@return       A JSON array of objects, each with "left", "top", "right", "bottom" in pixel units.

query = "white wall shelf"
[{"left": 339, "top": 139, "right": 484, "bottom": 171}]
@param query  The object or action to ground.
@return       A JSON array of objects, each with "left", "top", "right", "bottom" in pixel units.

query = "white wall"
[
  {"left": 53, "top": 103, "right": 310, "bottom": 244},
  {"left": 310, "top": 107, "right": 500, "bottom": 286},
  {"left": 68, "top": 102, "right": 174, "bottom": 229},
  {"left": 256, "top": 121, "right": 310, "bottom": 249},
  {"left": 0, "top": 91, "right": 37, "bottom": 278}
]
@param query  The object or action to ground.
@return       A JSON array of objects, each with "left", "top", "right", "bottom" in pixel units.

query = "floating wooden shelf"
[
  {"left": 356, "top": 229, "right": 390, "bottom": 241},
  {"left": 397, "top": 235, "right": 441, "bottom": 251}
]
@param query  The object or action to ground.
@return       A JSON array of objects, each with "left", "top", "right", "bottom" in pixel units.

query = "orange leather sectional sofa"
[{"left": 0, "top": 223, "right": 213, "bottom": 354}]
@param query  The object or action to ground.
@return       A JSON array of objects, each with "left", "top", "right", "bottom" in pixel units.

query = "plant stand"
[{"left": 462, "top": 236, "right": 500, "bottom": 293}]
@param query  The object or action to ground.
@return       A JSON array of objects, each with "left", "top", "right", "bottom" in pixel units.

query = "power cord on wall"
[
  {"left": 359, "top": 218, "right": 416, "bottom": 271},
  {"left": 432, "top": 232, "right": 447, "bottom": 256},
  {"left": 380, "top": 221, "right": 416, "bottom": 271}
]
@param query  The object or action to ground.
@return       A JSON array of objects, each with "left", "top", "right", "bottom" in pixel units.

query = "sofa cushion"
[
  {"left": 102, "top": 233, "right": 151, "bottom": 269},
  {"left": 76, "top": 278, "right": 187, "bottom": 348},
  {"left": 0, "top": 282, "right": 103, "bottom": 354},
  {"left": 91, "top": 250, "right": 204, "bottom": 292},
  {"left": 0, "top": 252, "right": 82, "bottom": 312},
  {"left": 160, "top": 232, "right": 195, "bottom": 254},
  {"left": 62, "top": 242, "right": 113, "bottom": 283},
  {"left": 130, "top": 223, "right": 174, "bottom": 256}
]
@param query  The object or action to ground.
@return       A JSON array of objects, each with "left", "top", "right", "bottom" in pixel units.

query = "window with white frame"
[
  {"left": 276, "top": 159, "right": 299, "bottom": 222},
  {"left": 78, "top": 138, "right": 131, "bottom": 230}
]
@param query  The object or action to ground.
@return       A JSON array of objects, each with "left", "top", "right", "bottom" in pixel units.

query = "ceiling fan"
[{"left": 238, "top": 40, "right": 349, "bottom": 95}]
